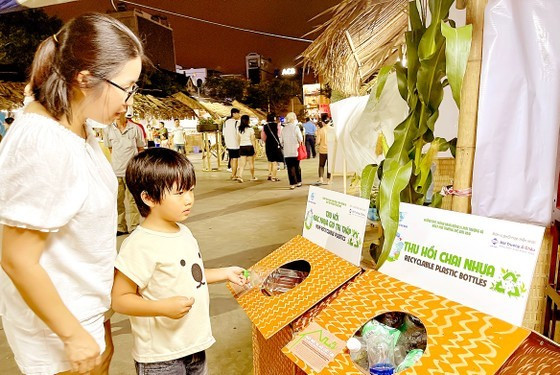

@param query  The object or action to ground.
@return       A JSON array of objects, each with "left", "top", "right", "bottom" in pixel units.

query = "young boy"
[{"left": 111, "top": 147, "right": 247, "bottom": 375}]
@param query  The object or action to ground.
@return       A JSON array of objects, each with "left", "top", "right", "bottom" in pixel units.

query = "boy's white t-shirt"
[{"left": 115, "top": 224, "right": 215, "bottom": 363}]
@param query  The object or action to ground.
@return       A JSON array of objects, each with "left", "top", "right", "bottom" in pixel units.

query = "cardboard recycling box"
[
  {"left": 228, "top": 235, "right": 361, "bottom": 374},
  {"left": 282, "top": 270, "right": 560, "bottom": 374}
]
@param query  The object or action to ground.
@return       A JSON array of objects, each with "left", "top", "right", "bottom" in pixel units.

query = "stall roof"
[
  {"left": 133, "top": 94, "right": 197, "bottom": 120},
  {"left": 0, "top": 81, "right": 25, "bottom": 111},
  {"left": 172, "top": 92, "right": 219, "bottom": 119},
  {"left": 301, "top": 0, "right": 408, "bottom": 96}
]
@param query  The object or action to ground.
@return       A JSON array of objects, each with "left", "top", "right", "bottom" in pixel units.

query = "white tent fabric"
[
  {"left": 472, "top": 0, "right": 560, "bottom": 226},
  {"left": 0, "top": 0, "right": 76, "bottom": 14},
  {"left": 329, "top": 73, "right": 408, "bottom": 174}
]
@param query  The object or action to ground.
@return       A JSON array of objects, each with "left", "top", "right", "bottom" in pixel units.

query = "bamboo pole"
[{"left": 451, "top": 0, "right": 487, "bottom": 213}]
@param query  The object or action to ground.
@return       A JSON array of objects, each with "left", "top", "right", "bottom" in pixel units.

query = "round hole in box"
[
  {"left": 348, "top": 312, "right": 427, "bottom": 374},
  {"left": 261, "top": 260, "right": 311, "bottom": 296}
]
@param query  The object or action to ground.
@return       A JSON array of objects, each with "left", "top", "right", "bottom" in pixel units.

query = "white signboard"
[
  {"left": 379, "top": 203, "right": 545, "bottom": 326},
  {"left": 303, "top": 186, "right": 369, "bottom": 266}
]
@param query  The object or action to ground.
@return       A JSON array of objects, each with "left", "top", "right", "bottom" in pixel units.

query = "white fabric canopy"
[{"left": 472, "top": 0, "right": 560, "bottom": 226}]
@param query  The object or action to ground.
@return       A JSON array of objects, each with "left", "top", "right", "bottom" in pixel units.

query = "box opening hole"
[{"left": 348, "top": 312, "right": 427, "bottom": 374}]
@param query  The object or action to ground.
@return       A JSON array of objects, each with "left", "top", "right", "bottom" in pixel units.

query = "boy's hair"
[
  {"left": 230, "top": 108, "right": 240, "bottom": 115},
  {"left": 126, "top": 148, "right": 196, "bottom": 217},
  {"left": 5, "top": 117, "right": 14, "bottom": 125}
]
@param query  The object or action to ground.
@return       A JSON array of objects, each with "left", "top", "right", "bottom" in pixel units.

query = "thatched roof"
[
  {"left": 197, "top": 99, "right": 263, "bottom": 120},
  {"left": 301, "top": 0, "right": 408, "bottom": 96},
  {"left": 133, "top": 94, "right": 197, "bottom": 120},
  {"left": 0, "top": 81, "right": 25, "bottom": 110},
  {"left": 172, "top": 92, "right": 219, "bottom": 119},
  {"left": 232, "top": 100, "right": 266, "bottom": 121}
]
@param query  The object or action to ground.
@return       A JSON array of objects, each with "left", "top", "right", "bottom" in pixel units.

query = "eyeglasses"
[{"left": 103, "top": 78, "right": 139, "bottom": 102}]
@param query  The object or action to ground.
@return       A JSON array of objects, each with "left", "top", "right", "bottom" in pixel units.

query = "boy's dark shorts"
[{"left": 135, "top": 350, "right": 207, "bottom": 375}]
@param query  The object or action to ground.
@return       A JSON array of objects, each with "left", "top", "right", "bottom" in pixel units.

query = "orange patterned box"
[
  {"left": 227, "top": 235, "right": 361, "bottom": 340},
  {"left": 282, "top": 270, "right": 532, "bottom": 374}
]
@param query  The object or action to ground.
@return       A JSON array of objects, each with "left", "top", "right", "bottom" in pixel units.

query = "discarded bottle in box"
[
  {"left": 261, "top": 267, "right": 309, "bottom": 296},
  {"left": 364, "top": 322, "right": 396, "bottom": 375},
  {"left": 396, "top": 315, "right": 427, "bottom": 354},
  {"left": 395, "top": 349, "right": 424, "bottom": 372},
  {"left": 347, "top": 337, "right": 368, "bottom": 371}
]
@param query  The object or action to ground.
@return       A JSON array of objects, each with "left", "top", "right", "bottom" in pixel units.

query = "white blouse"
[{"left": 0, "top": 112, "right": 118, "bottom": 328}]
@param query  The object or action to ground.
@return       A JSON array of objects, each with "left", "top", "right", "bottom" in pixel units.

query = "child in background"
[{"left": 111, "top": 148, "right": 247, "bottom": 374}]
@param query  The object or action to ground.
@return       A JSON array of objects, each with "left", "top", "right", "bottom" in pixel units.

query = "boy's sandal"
[
  {"left": 237, "top": 178, "right": 244, "bottom": 183},
  {"left": 271, "top": 177, "right": 280, "bottom": 182}
]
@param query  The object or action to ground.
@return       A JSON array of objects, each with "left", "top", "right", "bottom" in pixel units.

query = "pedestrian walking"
[
  {"left": 302, "top": 117, "right": 317, "bottom": 158},
  {"left": 236, "top": 115, "right": 257, "bottom": 182},
  {"left": 280, "top": 112, "right": 303, "bottom": 189},
  {"left": 223, "top": 108, "right": 241, "bottom": 180},
  {"left": 261, "top": 113, "right": 283, "bottom": 181},
  {"left": 103, "top": 112, "right": 145, "bottom": 235}
]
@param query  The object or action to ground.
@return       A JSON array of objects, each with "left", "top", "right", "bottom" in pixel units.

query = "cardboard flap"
[
  {"left": 283, "top": 270, "right": 530, "bottom": 374},
  {"left": 228, "top": 235, "right": 361, "bottom": 339}
]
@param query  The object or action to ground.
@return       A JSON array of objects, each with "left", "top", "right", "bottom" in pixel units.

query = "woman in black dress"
[{"left": 261, "top": 113, "right": 284, "bottom": 181}]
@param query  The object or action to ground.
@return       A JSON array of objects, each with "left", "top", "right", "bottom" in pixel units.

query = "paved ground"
[{"left": 0, "top": 153, "right": 341, "bottom": 374}]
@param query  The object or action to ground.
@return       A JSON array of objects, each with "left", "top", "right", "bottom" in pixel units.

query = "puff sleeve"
[{"left": 0, "top": 115, "right": 88, "bottom": 232}]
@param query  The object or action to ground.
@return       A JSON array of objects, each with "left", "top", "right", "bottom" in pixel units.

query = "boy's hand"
[
  {"left": 225, "top": 266, "right": 248, "bottom": 286},
  {"left": 158, "top": 296, "right": 195, "bottom": 319}
]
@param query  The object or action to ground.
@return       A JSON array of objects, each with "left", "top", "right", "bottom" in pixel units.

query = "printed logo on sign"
[
  {"left": 304, "top": 209, "right": 314, "bottom": 230},
  {"left": 490, "top": 268, "right": 527, "bottom": 298},
  {"left": 398, "top": 211, "right": 408, "bottom": 228},
  {"left": 348, "top": 207, "right": 366, "bottom": 219},
  {"left": 491, "top": 238, "right": 498, "bottom": 247},
  {"left": 387, "top": 232, "right": 404, "bottom": 262}
]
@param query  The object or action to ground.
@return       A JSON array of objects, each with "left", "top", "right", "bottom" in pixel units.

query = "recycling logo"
[
  {"left": 304, "top": 209, "right": 314, "bottom": 230},
  {"left": 387, "top": 233, "right": 403, "bottom": 262},
  {"left": 490, "top": 269, "right": 527, "bottom": 298}
]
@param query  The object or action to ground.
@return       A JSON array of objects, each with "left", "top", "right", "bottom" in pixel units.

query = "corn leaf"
[
  {"left": 377, "top": 160, "right": 413, "bottom": 268},
  {"left": 360, "top": 164, "right": 379, "bottom": 199},
  {"left": 441, "top": 23, "right": 473, "bottom": 108}
]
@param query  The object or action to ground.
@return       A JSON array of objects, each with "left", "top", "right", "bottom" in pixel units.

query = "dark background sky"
[{"left": 44, "top": 0, "right": 341, "bottom": 74}]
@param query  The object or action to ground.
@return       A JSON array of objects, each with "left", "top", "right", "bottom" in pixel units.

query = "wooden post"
[{"left": 451, "top": 0, "right": 487, "bottom": 213}]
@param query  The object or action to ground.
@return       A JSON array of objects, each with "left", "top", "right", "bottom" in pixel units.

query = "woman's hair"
[
  {"left": 267, "top": 113, "right": 276, "bottom": 122},
  {"left": 238, "top": 114, "right": 250, "bottom": 133},
  {"left": 317, "top": 121, "right": 324, "bottom": 128},
  {"left": 126, "top": 148, "right": 196, "bottom": 217},
  {"left": 285, "top": 112, "right": 297, "bottom": 124},
  {"left": 29, "top": 13, "right": 145, "bottom": 122}
]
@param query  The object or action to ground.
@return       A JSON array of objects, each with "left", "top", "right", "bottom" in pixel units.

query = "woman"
[
  {"left": 0, "top": 13, "right": 144, "bottom": 375},
  {"left": 280, "top": 112, "right": 304, "bottom": 189},
  {"left": 316, "top": 121, "right": 331, "bottom": 184},
  {"left": 236, "top": 114, "right": 257, "bottom": 182},
  {"left": 261, "top": 113, "right": 283, "bottom": 182}
]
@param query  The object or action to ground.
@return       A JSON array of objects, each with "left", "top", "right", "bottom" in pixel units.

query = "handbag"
[{"left": 297, "top": 144, "right": 307, "bottom": 160}]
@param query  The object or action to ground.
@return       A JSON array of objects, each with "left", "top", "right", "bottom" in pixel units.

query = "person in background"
[
  {"left": 236, "top": 114, "right": 257, "bottom": 182},
  {"left": 112, "top": 148, "right": 247, "bottom": 375},
  {"left": 280, "top": 112, "right": 304, "bottom": 190},
  {"left": 315, "top": 121, "right": 331, "bottom": 184},
  {"left": 261, "top": 113, "right": 283, "bottom": 182},
  {"left": 171, "top": 118, "right": 187, "bottom": 155},
  {"left": 302, "top": 117, "right": 317, "bottom": 159},
  {"left": 222, "top": 108, "right": 241, "bottom": 180},
  {"left": 104, "top": 112, "right": 145, "bottom": 236},
  {"left": 0, "top": 13, "right": 144, "bottom": 375},
  {"left": 146, "top": 124, "right": 155, "bottom": 147}
]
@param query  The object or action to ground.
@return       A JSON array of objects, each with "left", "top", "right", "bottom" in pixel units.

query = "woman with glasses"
[{"left": 0, "top": 13, "right": 144, "bottom": 375}]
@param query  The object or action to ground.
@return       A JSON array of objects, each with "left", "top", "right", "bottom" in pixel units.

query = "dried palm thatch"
[
  {"left": 232, "top": 100, "right": 266, "bottom": 121},
  {"left": 133, "top": 94, "right": 197, "bottom": 120},
  {"left": 0, "top": 81, "right": 25, "bottom": 110},
  {"left": 301, "top": 0, "right": 409, "bottom": 96},
  {"left": 197, "top": 99, "right": 262, "bottom": 120},
  {"left": 172, "top": 92, "right": 219, "bottom": 119}
]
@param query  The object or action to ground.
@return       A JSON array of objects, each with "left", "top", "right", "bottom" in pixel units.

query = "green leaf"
[
  {"left": 376, "top": 66, "right": 393, "bottom": 100},
  {"left": 417, "top": 40, "right": 446, "bottom": 110},
  {"left": 385, "top": 111, "right": 418, "bottom": 166},
  {"left": 360, "top": 164, "right": 379, "bottom": 199},
  {"left": 430, "top": 192, "right": 443, "bottom": 208},
  {"left": 405, "top": 30, "right": 423, "bottom": 104},
  {"left": 414, "top": 138, "right": 441, "bottom": 193},
  {"left": 441, "top": 23, "right": 473, "bottom": 108},
  {"left": 377, "top": 160, "right": 413, "bottom": 268},
  {"left": 418, "top": 0, "right": 454, "bottom": 61},
  {"left": 448, "top": 137, "right": 457, "bottom": 157},
  {"left": 409, "top": 0, "right": 425, "bottom": 31},
  {"left": 394, "top": 63, "right": 408, "bottom": 101}
]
